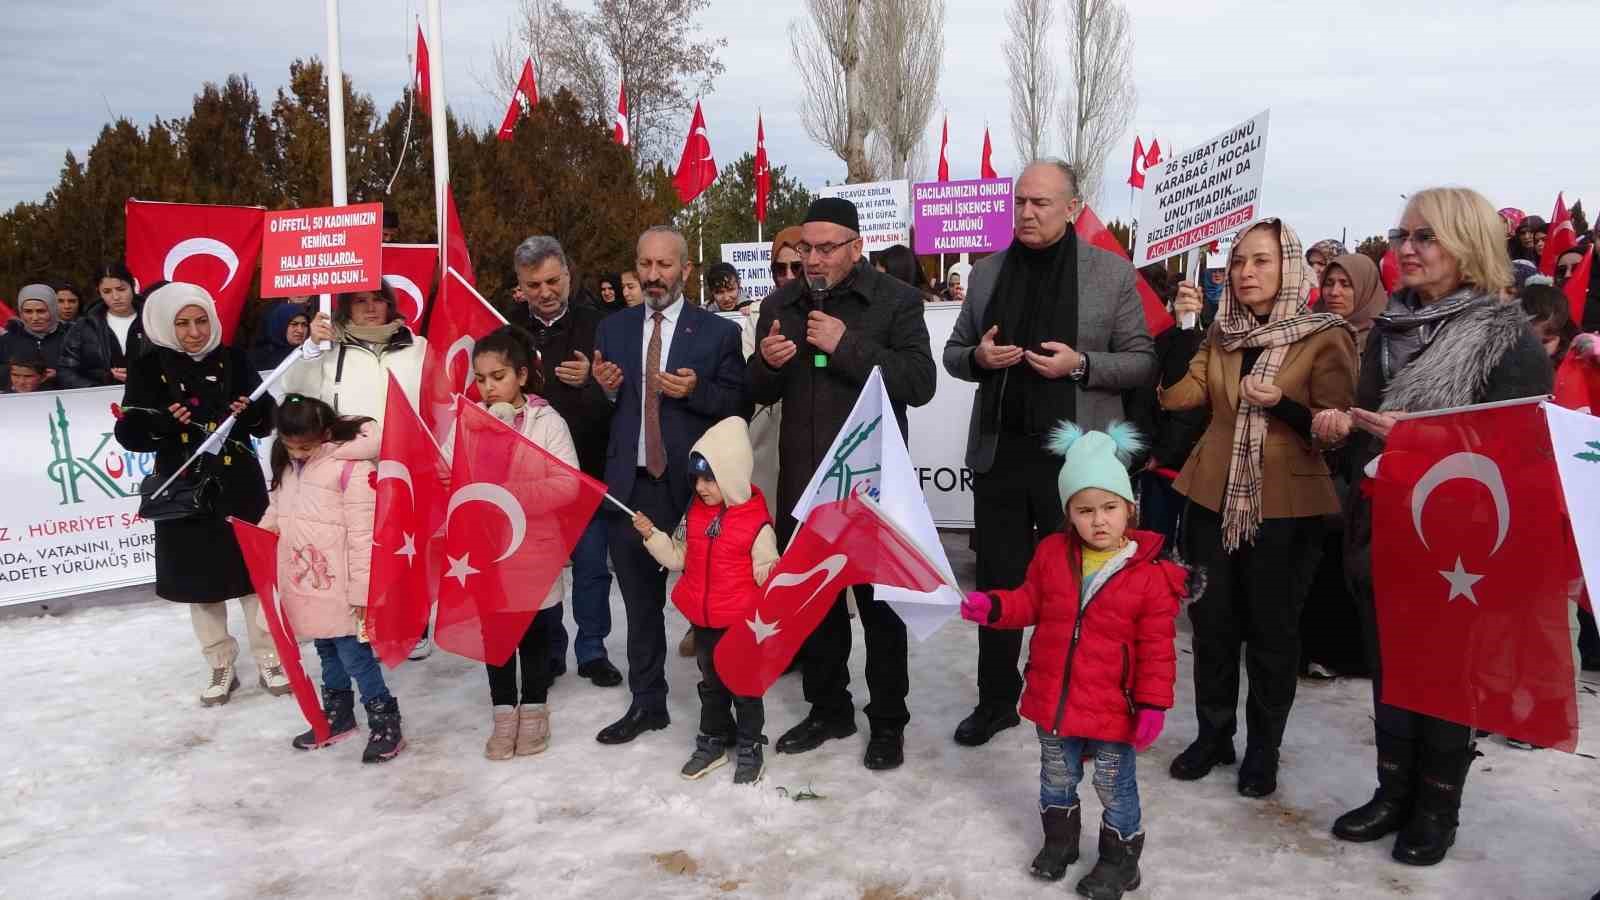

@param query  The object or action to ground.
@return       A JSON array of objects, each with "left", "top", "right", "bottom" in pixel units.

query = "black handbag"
[{"left": 138, "top": 466, "right": 220, "bottom": 522}]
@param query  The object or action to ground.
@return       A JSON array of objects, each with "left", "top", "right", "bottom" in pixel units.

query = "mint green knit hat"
[{"left": 1045, "top": 420, "right": 1146, "bottom": 509}]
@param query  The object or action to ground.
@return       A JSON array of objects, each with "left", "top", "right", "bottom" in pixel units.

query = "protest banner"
[
  {"left": 912, "top": 177, "right": 1015, "bottom": 256},
  {"left": 816, "top": 180, "right": 911, "bottom": 251},
  {"left": 718, "top": 242, "right": 777, "bottom": 304},
  {"left": 259, "top": 202, "right": 384, "bottom": 298},
  {"left": 1132, "top": 110, "right": 1270, "bottom": 266}
]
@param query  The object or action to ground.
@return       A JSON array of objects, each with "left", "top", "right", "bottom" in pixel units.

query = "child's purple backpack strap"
[{"left": 338, "top": 459, "right": 358, "bottom": 492}]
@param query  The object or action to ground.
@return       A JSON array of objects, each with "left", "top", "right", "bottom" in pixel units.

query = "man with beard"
[{"left": 590, "top": 226, "right": 750, "bottom": 745}]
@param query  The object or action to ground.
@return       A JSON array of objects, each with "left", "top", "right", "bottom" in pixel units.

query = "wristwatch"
[{"left": 1069, "top": 355, "right": 1090, "bottom": 383}]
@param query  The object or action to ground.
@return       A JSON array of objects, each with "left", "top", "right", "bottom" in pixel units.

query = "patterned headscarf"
[
  {"left": 1305, "top": 239, "right": 1347, "bottom": 265},
  {"left": 1215, "top": 219, "right": 1355, "bottom": 551}
]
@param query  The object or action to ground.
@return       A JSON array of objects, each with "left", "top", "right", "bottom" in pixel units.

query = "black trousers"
[
  {"left": 694, "top": 625, "right": 765, "bottom": 744},
  {"left": 485, "top": 605, "right": 562, "bottom": 706},
  {"left": 1300, "top": 527, "right": 1368, "bottom": 675},
  {"left": 1578, "top": 606, "right": 1599, "bottom": 663},
  {"left": 608, "top": 472, "right": 679, "bottom": 714},
  {"left": 972, "top": 433, "right": 1065, "bottom": 711},
  {"left": 1182, "top": 502, "right": 1324, "bottom": 751}
]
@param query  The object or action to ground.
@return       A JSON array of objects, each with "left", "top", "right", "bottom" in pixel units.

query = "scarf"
[
  {"left": 1215, "top": 219, "right": 1357, "bottom": 552},
  {"left": 1320, "top": 253, "right": 1389, "bottom": 354},
  {"left": 15, "top": 283, "right": 60, "bottom": 337},
  {"left": 339, "top": 320, "right": 406, "bottom": 347},
  {"left": 1371, "top": 286, "right": 1487, "bottom": 384},
  {"left": 980, "top": 228, "right": 1079, "bottom": 436},
  {"left": 142, "top": 282, "right": 222, "bottom": 360}
]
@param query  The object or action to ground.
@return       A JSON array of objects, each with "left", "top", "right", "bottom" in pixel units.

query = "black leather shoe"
[
  {"left": 1237, "top": 747, "right": 1279, "bottom": 798},
  {"left": 1168, "top": 738, "right": 1236, "bottom": 781},
  {"left": 577, "top": 658, "right": 623, "bottom": 688},
  {"left": 953, "top": 705, "right": 1022, "bottom": 747},
  {"left": 1333, "top": 793, "right": 1411, "bottom": 843},
  {"left": 863, "top": 725, "right": 904, "bottom": 771},
  {"left": 1392, "top": 811, "right": 1456, "bottom": 866},
  {"left": 775, "top": 715, "right": 857, "bottom": 755},
  {"left": 595, "top": 706, "right": 669, "bottom": 745}
]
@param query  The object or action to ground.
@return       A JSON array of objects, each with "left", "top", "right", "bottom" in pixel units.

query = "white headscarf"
[{"left": 142, "top": 282, "right": 222, "bottom": 360}]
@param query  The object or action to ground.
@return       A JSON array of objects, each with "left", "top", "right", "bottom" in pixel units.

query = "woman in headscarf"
[
  {"left": 1304, "top": 239, "right": 1347, "bottom": 283},
  {"left": 1315, "top": 187, "right": 1551, "bottom": 867},
  {"left": 2, "top": 283, "right": 68, "bottom": 390},
  {"left": 284, "top": 285, "right": 428, "bottom": 422},
  {"left": 248, "top": 301, "right": 311, "bottom": 371},
  {"left": 769, "top": 226, "right": 805, "bottom": 292},
  {"left": 1161, "top": 218, "right": 1359, "bottom": 799},
  {"left": 113, "top": 282, "right": 285, "bottom": 706},
  {"left": 595, "top": 272, "right": 627, "bottom": 316},
  {"left": 1316, "top": 253, "right": 1389, "bottom": 355}
]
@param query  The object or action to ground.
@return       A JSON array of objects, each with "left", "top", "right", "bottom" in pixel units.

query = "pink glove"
[
  {"left": 960, "top": 591, "right": 993, "bottom": 624},
  {"left": 1132, "top": 708, "right": 1165, "bottom": 751}
]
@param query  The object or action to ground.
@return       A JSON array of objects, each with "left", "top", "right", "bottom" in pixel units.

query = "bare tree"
[
  {"left": 1057, "top": 0, "right": 1135, "bottom": 205},
  {"left": 1005, "top": 0, "right": 1056, "bottom": 162},
  {"left": 867, "top": 128, "right": 929, "bottom": 182},
  {"left": 483, "top": 0, "right": 557, "bottom": 102},
  {"left": 789, "top": 0, "right": 875, "bottom": 183},
  {"left": 862, "top": 0, "right": 944, "bottom": 181}
]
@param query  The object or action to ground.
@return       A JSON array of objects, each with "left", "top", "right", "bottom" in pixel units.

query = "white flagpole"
[
  {"left": 321, "top": 0, "right": 348, "bottom": 350},
  {"left": 426, "top": 0, "right": 450, "bottom": 291}
]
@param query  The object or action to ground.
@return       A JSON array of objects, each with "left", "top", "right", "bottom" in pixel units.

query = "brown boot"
[
  {"left": 485, "top": 707, "right": 518, "bottom": 760},
  {"left": 516, "top": 704, "right": 550, "bottom": 756}
]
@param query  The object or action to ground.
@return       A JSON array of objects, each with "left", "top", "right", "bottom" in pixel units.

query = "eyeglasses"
[
  {"left": 1556, "top": 263, "right": 1580, "bottom": 278},
  {"left": 771, "top": 261, "right": 804, "bottom": 278},
  {"left": 795, "top": 238, "right": 860, "bottom": 258},
  {"left": 1387, "top": 227, "right": 1438, "bottom": 248}
]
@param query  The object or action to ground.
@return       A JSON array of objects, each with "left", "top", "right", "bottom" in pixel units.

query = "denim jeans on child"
[
  {"left": 1038, "top": 726, "right": 1141, "bottom": 836},
  {"left": 315, "top": 636, "right": 392, "bottom": 705}
]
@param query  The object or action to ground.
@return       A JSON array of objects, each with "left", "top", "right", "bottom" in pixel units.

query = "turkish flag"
[
  {"left": 436, "top": 399, "right": 607, "bottom": 665},
  {"left": 415, "top": 24, "right": 431, "bottom": 114},
  {"left": 980, "top": 126, "right": 997, "bottom": 179},
  {"left": 1554, "top": 351, "right": 1600, "bottom": 414},
  {"left": 1371, "top": 399, "right": 1579, "bottom": 752},
  {"left": 754, "top": 114, "right": 771, "bottom": 224},
  {"left": 125, "top": 199, "right": 265, "bottom": 344},
  {"left": 1076, "top": 205, "right": 1175, "bottom": 337},
  {"left": 0, "top": 299, "right": 14, "bottom": 328},
  {"left": 367, "top": 374, "right": 451, "bottom": 668},
  {"left": 614, "top": 82, "right": 630, "bottom": 146},
  {"left": 228, "top": 517, "right": 331, "bottom": 744},
  {"left": 1539, "top": 192, "right": 1576, "bottom": 277},
  {"left": 496, "top": 58, "right": 539, "bottom": 142},
  {"left": 1562, "top": 245, "right": 1592, "bottom": 326},
  {"left": 1145, "top": 138, "right": 1162, "bottom": 168},
  {"left": 937, "top": 115, "right": 950, "bottom": 182},
  {"left": 1379, "top": 247, "right": 1401, "bottom": 294},
  {"left": 443, "top": 186, "right": 475, "bottom": 287},
  {"left": 418, "top": 268, "right": 507, "bottom": 444},
  {"left": 1127, "top": 136, "right": 1147, "bottom": 189},
  {"left": 673, "top": 100, "right": 717, "bottom": 204},
  {"left": 381, "top": 243, "right": 438, "bottom": 331},
  {"left": 714, "top": 492, "right": 949, "bottom": 697}
]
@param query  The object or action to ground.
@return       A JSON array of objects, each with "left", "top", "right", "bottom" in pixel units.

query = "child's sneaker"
[
  {"left": 362, "top": 696, "right": 405, "bottom": 763},
  {"left": 680, "top": 734, "right": 729, "bottom": 780},
  {"left": 200, "top": 664, "right": 239, "bottom": 706},
  {"left": 293, "top": 687, "right": 358, "bottom": 750},
  {"left": 733, "top": 739, "right": 766, "bottom": 785}
]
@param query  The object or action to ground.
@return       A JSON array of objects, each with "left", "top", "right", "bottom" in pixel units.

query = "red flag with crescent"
[
  {"left": 673, "top": 100, "right": 717, "bottom": 204},
  {"left": 497, "top": 58, "right": 539, "bottom": 142},
  {"left": 125, "top": 199, "right": 265, "bottom": 344},
  {"left": 381, "top": 243, "right": 438, "bottom": 331},
  {"left": 1075, "top": 205, "right": 1175, "bottom": 337},
  {"left": 980, "top": 126, "right": 997, "bottom": 179},
  {"left": 1371, "top": 399, "right": 1579, "bottom": 752},
  {"left": 1540, "top": 192, "right": 1576, "bottom": 277},
  {"left": 418, "top": 268, "right": 506, "bottom": 445},
  {"left": 435, "top": 399, "right": 607, "bottom": 665},
  {"left": 754, "top": 113, "right": 771, "bottom": 224},
  {"left": 614, "top": 82, "right": 630, "bottom": 146},
  {"left": 414, "top": 24, "right": 431, "bottom": 114},
  {"left": 1127, "top": 136, "right": 1147, "bottom": 189}
]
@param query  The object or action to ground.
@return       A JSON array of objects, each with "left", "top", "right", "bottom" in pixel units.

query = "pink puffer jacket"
[{"left": 258, "top": 424, "right": 380, "bottom": 639}]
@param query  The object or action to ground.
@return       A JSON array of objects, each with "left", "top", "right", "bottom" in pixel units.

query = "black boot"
[
  {"left": 1029, "top": 804, "right": 1081, "bottom": 881},
  {"left": 361, "top": 696, "right": 405, "bottom": 763},
  {"left": 863, "top": 723, "right": 904, "bottom": 771},
  {"left": 1237, "top": 745, "right": 1280, "bottom": 798},
  {"left": 1168, "top": 736, "right": 1235, "bottom": 781},
  {"left": 1075, "top": 823, "right": 1144, "bottom": 900},
  {"left": 1333, "top": 731, "right": 1415, "bottom": 842},
  {"left": 1392, "top": 747, "right": 1473, "bottom": 866},
  {"left": 292, "top": 688, "right": 357, "bottom": 750},
  {"left": 953, "top": 705, "right": 1021, "bottom": 747}
]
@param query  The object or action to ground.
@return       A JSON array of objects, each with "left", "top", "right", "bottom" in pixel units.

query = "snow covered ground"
[{"left": 4, "top": 540, "right": 1599, "bottom": 900}]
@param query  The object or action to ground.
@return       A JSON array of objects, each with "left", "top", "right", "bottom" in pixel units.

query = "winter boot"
[
  {"left": 1168, "top": 736, "right": 1235, "bottom": 781},
  {"left": 1333, "top": 731, "right": 1415, "bottom": 843},
  {"left": 733, "top": 738, "right": 767, "bottom": 785},
  {"left": 1075, "top": 823, "right": 1144, "bottom": 900},
  {"left": 1392, "top": 747, "right": 1473, "bottom": 866},
  {"left": 485, "top": 707, "right": 518, "bottom": 760},
  {"left": 361, "top": 696, "right": 405, "bottom": 763},
  {"left": 515, "top": 704, "right": 550, "bottom": 756},
  {"left": 293, "top": 688, "right": 358, "bottom": 750},
  {"left": 258, "top": 664, "right": 292, "bottom": 697},
  {"left": 1237, "top": 745, "right": 1280, "bottom": 798},
  {"left": 1029, "top": 804, "right": 1081, "bottom": 881},
  {"left": 200, "top": 663, "right": 240, "bottom": 707},
  {"left": 681, "top": 734, "right": 730, "bottom": 780}
]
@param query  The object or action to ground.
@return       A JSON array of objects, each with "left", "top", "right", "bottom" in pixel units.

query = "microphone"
[{"left": 806, "top": 275, "right": 830, "bottom": 368}]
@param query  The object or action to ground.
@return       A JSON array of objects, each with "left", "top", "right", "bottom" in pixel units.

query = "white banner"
[
  {"left": 718, "top": 241, "right": 776, "bottom": 304},
  {"left": 911, "top": 303, "right": 977, "bottom": 527},
  {"left": 816, "top": 180, "right": 911, "bottom": 252},
  {"left": 1132, "top": 109, "right": 1270, "bottom": 266},
  {"left": 1545, "top": 403, "right": 1600, "bottom": 598}
]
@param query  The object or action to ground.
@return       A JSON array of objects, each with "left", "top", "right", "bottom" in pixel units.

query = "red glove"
[
  {"left": 1132, "top": 708, "right": 1165, "bottom": 751},
  {"left": 960, "top": 591, "right": 992, "bottom": 624}
]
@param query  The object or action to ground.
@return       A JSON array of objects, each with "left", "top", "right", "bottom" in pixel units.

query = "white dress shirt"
[{"left": 637, "top": 297, "right": 684, "bottom": 467}]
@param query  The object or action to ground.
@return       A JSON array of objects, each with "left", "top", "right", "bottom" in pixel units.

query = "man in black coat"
[
  {"left": 508, "top": 235, "right": 623, "bottom": 688},
  {"left": 748, "top": 197, "right": 937, "bottom": 770}
]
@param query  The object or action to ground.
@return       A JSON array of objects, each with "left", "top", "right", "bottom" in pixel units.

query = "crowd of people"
[{"left": 7, "top": 161, "right": 1598, "bottom": 899}]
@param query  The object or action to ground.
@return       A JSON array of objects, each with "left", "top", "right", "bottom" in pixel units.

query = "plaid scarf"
[{"left": 1215, "top": 219, "right": 1356, "bottom": 551}]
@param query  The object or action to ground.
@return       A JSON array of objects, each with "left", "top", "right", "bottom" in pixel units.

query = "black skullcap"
[{"left": 804, "top": 197, "right": 860, "bottom": 234}]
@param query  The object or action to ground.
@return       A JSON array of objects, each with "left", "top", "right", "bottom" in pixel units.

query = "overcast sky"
[{"left": 4, "top": 0, "right": 1598, "bottom": 248}]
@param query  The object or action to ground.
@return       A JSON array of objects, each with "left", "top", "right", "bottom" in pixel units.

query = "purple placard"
[{"left": 912, "top": 178, "right": 1015, "bottom": 256}]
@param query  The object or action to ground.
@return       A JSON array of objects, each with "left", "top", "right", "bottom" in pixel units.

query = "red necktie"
[{"left": 644, "top": 311, "right": 666, "bottom": 478}]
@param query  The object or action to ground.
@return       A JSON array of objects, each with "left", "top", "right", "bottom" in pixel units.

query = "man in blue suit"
[{"left": 589, "top": 225, "right": 750, "bottom": 744}]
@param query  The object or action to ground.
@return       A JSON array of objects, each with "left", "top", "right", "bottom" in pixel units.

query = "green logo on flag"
[
  {"left": 1576, "top": 440, "right": 1600, "bottom": 464},
  {"left": 819, "top": 416, "right": 882, "bottom": 501}
]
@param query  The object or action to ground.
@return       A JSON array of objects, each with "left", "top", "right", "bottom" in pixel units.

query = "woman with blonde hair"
[{"left": 1313, "top": 187, "right": 1551, "bottom": 866}]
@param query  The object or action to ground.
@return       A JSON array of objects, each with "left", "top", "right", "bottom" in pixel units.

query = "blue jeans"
[
  {"left": 551, "top": 512, "right": 613, "bottom": 666},
  {"left": 315, "top": 636, "right": 392, "bottom": 705},
  {"left": 1038, "top": 727, "right": 1141, "bottom": 836}
]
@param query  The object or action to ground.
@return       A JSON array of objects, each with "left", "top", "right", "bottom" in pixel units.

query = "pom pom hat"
[{"left": 1045, "top": 420, "right": 1146, "bottom": 509}]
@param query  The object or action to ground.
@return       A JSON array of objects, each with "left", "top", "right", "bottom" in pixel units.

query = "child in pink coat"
[{"left": 259, "top": 394, "right": 403, "bottom": 763}]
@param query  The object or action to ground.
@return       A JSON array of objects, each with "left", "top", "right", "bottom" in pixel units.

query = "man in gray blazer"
[{"left": 943, "top": 159, "right": 1157, "bottom": 747}]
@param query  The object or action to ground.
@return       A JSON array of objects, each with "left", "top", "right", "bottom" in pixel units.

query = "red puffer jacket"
[
  {"left": 990, "top": 529, "right": 1185, "bottom": 743},
  {"left": 671, "top": 487, "right": 772, "bottom": 628}
]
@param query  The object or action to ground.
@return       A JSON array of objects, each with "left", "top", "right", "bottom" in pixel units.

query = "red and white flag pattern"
[
  {"left": 415, "top": 24, "right": 431, "bottom": 114},
  {"left": 497, "top": 58, "right": 539, "bottom": 142},
  {"left": 228, "top": 517, "right": 331, "bottom": 743},
  {"left": 754, "top": 114, "right": 771, "bottom": 224},
  {"left": 614, "top": 83, "right": 630, "bottom": 146},
  {"left": 124, "top": 199, "right": 265, "bottom": 344},
  {"left": 418, "top": 268, "right": 507, "bottom": 444},
  {"left": 381, "top": 243, "right": 438, "bottom": 331}
]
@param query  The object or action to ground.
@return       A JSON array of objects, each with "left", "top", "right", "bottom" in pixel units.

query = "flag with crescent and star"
[
  {"left": 381, "top": 243, "right": 438, "bottom": 332},
  {"left": 228, "top": 517, "right": 331, "bottom": 744},
  {"left": 125, "top": 198, "right": 266, "bottom": 344},
  {"left": 418, "top": 268, "right": 506, "bottom": 445},
  {"left": 435, "top": 398, "right": 607, "bottom": 666},
  {"left": 497, "top": 58, "right": 540, "bottom": 142},
  {"left": 1372, "top": 398, "right": 1580, "bottom": 752},
  {"left": 367, "top": 373, "right": 451, "bottom": 669},
  {"left": 673, "top": 100, "right": 717, "bottom": 204}
]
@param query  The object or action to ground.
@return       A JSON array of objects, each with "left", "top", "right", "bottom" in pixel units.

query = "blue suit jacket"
[{"left": 594, "top": 302, "right": 750, "bottom": 526}]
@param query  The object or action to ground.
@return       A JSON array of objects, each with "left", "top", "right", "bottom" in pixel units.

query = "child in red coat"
[{"left": 961, "top": 421, "right": 1187, "bottom": 900}]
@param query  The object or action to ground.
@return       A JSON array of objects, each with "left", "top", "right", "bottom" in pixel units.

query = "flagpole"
[
  {"left": 425, "top": 0, "right": 450, "bottom": 295},
  {"left": 321, "top": 0, "right": 348, "bottom": 350}
]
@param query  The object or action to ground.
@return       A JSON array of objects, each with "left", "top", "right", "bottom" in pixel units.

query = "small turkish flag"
[
  {"left": 754, "top": 114, "right": 771, "bottom": 224},
  {"left": 443, "top": 186, "right": 475, "bottom": 288},
  {"left": 980, "top": 126, "right": 997, "bottom": 179},
  {"left": 1144, "top": 138, "right": 1162, "bottom": 168},
  {"left": 673, "top": 100, "right": 717, "bottom": 204},
  {"left": 228, "top": 517, "right": 331, "bottom": 744},
  {"left": 614, "top": 82, "right": 630, "bottom": 146},
  {"left": 1371, "top": 399, "right": 1580, "bottom": 752},
  {"left": 1127, "top": 136, "right": 1147, "bottom": 189},
  {"left": 1554, "top": 349, "right": 1600, "bottom": 414},
  {"left": 125, "top": 199, "right": 265, "bottom": 344},
  {"left": 415, "top": 24, "right": 431, "bottom": 114},
  {"left": 1562, "top": 245, "right": 1592, "bottom": 326},
  {"left": 496, "top": 58, "right": 539, "bottom": 142},
  {"left": 1076, "top": 205, "right": 1174, "bottom": 337},
  {"left": 381, "top": 243, "right": 438, "bottom": 331},
  {"left": 418, "top": 268, "right": 507, "bottom": 445},
  {"left": 937, "top": 115, "right": 950, "bottom": 182},
  {"left": 1540, "top": 192, "right": 1576, "bottom": 277},
  {"left": 367, "top": 374, "right": 450, "bottom": 668}
]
